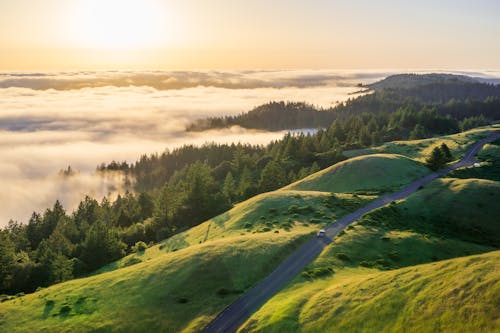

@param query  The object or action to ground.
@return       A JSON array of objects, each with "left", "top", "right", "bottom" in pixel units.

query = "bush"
[
  {"left": 244, "top": 222, "right": 253, "bottom": 229},
  {"left": 216, "top": 288, "right": 242, "bottom": 296},
  {"left": 359, "top": 261, "right": 373, "bottom": 268},
  {"left": 121, "top": 256, "right": 142, "bottom": 268},
  {"left": 302, "top": 267, "right": 334, "bottom": 279},
  {"left": 336, "top": 253, "right": 350, "bottom": 261},
  {"left": 59, "top": 304, "right": 72, "bottom": 315},
  {"left": 131, "top": 241, "right": 148, "bottom": 253}
]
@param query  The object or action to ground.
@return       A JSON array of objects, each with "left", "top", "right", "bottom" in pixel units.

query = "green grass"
[
  {"left": 286, "top": 154, "right": 430, "bottom": 194},
  {"left": 240, "top": 177, "right": 500, "bottom": 332},
  {"left": 447, "top": 139, "right": 500, "bottom": 181},
  {"left": 0, "top": 232, "right": 312, "bottom": 333},
  {"left": 0, "top": 188, "right": 372, "bottom": 332},
  {"left": 344, "top": 125, "right": 499, "bottom": 162},
  {"left": 240, "top": 250, "right": 500, "bottom": 333},
  {"left": 97, "top": 190, "right": 373, "bottom": 274}
]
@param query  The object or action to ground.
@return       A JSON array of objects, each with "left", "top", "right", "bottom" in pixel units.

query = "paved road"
[{"left": 202, "top": 131, "right": 500, "bottom": 333}]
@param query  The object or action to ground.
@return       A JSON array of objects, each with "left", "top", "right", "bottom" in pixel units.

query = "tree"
[
  {"left": 440, "top": 143, "right": 453, "bottom": 162},
  {"left": 0, "top": 231, "right": 15, "bottom": 292},
  {"left": 80, "top": 221, "right": 126, "bottom": 271},
  {"left": 409, "top": 124, "right": 427, "bottom": 140},
  {"left": 259, "top": 161, "right": 288, "bottom": 192},
  {"left": 137, "top": 192, "right": 155, "bottom": 221},
  {"left": 426, "top": 146, "right": 446, "bottom": 170},
  {"left": 222, "top": 172, "right": 236, "bottom": 203}
]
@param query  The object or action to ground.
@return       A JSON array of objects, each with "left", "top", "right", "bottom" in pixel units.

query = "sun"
[{"left": 71, "top": 0, "right": 170, "bottom": 50}]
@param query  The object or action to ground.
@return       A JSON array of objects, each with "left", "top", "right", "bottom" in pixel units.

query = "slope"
[
  {"left": 286, "top": 154, "right": 430, "bottom": 194},
  {"left": 241, "top": 250, "right": 500, "bottom": 333},
  {"left": 0, "top": 189, "right": 373, "bottom": 332},
  {"left": 240, "top": 177, "right": 500, "bottom": 332}
]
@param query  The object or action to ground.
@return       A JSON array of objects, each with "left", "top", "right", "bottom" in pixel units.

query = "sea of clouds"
[{"left": 1, "top": 69, "right": 498, "bottom": 226}]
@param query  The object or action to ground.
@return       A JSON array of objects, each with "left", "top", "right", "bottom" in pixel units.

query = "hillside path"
[{"left": 202, "top": 130, "right": 500, "bottom": 333}]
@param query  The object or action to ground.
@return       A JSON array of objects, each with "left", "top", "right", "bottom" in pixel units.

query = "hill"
[
  {"left": 0, "top": 189, "right": 373, "bottom": 333},
  {"left": 344, "top": 125, "right": 498, "bottom": 162},
  {"left": 367, "top": 73, "right": 479, "bottom": 90},
  {"left": 286, "top": 154, "right": 430, "bottom": 194},
  {"left": 240, "top": 250, "right": 500, "bottom": 333},
  {"left": 240, "top": 177, "right": 500, "bottom": 332}
]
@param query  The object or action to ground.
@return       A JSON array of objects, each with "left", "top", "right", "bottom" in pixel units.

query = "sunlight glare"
[{"left": 72, "top": 0, "right": 170, "bottom": 50}]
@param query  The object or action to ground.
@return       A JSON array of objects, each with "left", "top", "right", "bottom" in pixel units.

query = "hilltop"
[{"left": 367, "top": 73, "right": 479, "bottom": 90}]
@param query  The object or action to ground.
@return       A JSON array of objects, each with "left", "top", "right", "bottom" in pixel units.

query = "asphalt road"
[{"left": 202, "top": 131, "right": 500, "bottom": 333}]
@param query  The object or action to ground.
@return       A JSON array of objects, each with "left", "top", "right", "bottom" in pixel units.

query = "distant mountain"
[{"left": 367, "top": 73, "right": 479, "bottom": 90}]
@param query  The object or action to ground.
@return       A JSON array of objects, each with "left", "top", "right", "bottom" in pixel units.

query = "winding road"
[{"left": 202, "top": 131, "right": 500, "bottom": 333}]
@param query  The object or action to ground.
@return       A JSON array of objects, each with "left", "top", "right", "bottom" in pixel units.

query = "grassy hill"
[
  {"left": 240, "top": 250, "right": 500, "bottom": 333},
  {"left": 286, "top": 154, "right": 430, "bottom": 194},
  {"left": 0, "top": 189, "right": 373, "bottom": 333},
  {"left": 344, "top": 125, "right": 498, "bottom": 162},
  {"left": 238, "top": 179, "right": 500, "bottom": 332}
]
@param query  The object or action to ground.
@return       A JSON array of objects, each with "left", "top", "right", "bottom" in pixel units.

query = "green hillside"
[
  {"left": 0, "top": 189, "right": 372, "bottom": 333},
  {"left": 344, "top": 125, "right": 498, "bottom": 162},
  {"left": 240, "top": 250, "right": 500, "bottom": 333},
  {"left": 287, "top": 154, "right": 430, "bottom": 194},
  {"left": 240, "top": 177, "right": 500, "bottom": 332}
]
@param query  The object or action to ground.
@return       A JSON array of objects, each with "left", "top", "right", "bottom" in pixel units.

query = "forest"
[
  {"left": 1, "top": 79, "right": 500, "bottom": 295},
  {"left": 187, "top": 80, "right": 500, "bottom": 131}
]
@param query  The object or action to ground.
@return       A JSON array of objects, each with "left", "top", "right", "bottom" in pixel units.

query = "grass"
[
  {"left": 286, "top": 154, "right": 430, "bottom": 194},
  {"left": 239, "top": 177, "right": 500, "bottom": 332},
  {"left": 0, "top": 232, "right": 312, "bottom": 333},
  {"left": 96, "top": 190, "right": 374, "bottom": 274},
  {"left": 0, "top": 189, "right": 372, "bottom": 332},
  {"left": 240, "top": 250, "right": 500, "bottom": 333},
  {"left": 344, "top": 125, "right": 499, "bottom": 162},
  {"left": 447, "top": 138, "right": 500, "bottom": 181}
]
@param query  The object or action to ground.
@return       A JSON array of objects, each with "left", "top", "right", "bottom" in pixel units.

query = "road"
[{"left": 202, "top": 131, "right": 500, "bottom": 333}]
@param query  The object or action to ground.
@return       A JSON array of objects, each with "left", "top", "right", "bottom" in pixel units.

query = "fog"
[{"left": 2, "top": 69, "right": 496, "bottom": 226}]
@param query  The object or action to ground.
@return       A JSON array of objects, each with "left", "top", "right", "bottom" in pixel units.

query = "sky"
[{"left": 1, "top": 0, "right": 500, "bottom": 70}]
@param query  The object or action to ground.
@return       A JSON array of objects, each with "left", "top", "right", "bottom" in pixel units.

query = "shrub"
[
  {"left": 132, "top": 241, "right": 148, "bottom": 253},
  {"left": 121, "top": 256, "right": 142, "bottom": 268},
  {"left": 302, "top": 267, "right": 334, "bottom": 279},
  {"left": 216, "top": 288, "right": 242, "bottom": 297},
  {"left": 359, "top": 261, "right": 373, "bottom": 267},
  {"left": 244, "top": 222, "right": 253, "bottom": 229},
  {"left": 177, "top": 297, "right": 188, "bottom": 304},
  {"left": 336, "top": 253, "right": 350, "bottom": 261},
  {"left": 59, "top": 304, "right": 72, "bottom": 315},
  {"left": 388, "top": 251, "right": 400, "bottom": 262}
]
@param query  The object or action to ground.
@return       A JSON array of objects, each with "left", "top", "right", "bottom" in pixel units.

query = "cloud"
[
  {"left": 1, "top": 71, "right": 378, "bottom": 226},
  {"left": 0, "top": 69, "right": 390, "bottom": 91}
]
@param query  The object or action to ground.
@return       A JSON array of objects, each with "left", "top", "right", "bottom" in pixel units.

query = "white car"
[{"left": 317, "top": 229, "right": 326, "bottom": 238}]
